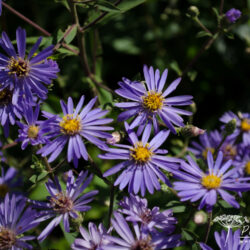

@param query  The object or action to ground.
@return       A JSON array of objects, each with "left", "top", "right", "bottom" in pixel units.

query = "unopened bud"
[
  {"left": 188, "top": 6, "right": 200, "bottom": 18},
  {"left": 180, "top": 125, "right": 206, "bottom": 138},
  {"left": 224, "top": 118, "right": 237, "bottom": 135},
  {"left": 70, "top": 211, "right": 84, "bottom": 231},
  {"left": 194, "top": 211, "right": 207, "bottom": 225},
  {"left": 107, "top": 132, "right": 121, "bottom": 145}
]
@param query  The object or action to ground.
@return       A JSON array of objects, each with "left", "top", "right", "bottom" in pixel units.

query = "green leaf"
[
  {"left": 98, "top": 87, "right": 113, "bottom": 107},
  {"left": 166, "top": 200, "right": 186, "bottom": 213},
  {"left": 54, "top": 0, "right": 69, "bottom": 9},
  {"left": 225, "top": 33, "right": 235, "bottom": 40},
  {"left": 57, "top": 29, "right": 64, "bottom": 43},
  {"left": 118, "top": 0, "right": 146, "bottom": 12},
  {"left": 96, "top": 0, "right": 121, "bottom": 12},
  {"left": 169, "top": 61, "right": 182, "bottom": 76},
  {"left": 182, "top": 228, "right": 194, "bottom": 241},
  {"left": 64, "top": 25, "right": 78, "bottom": 44},
  {"left": 196, "top": 31, "right": 213, "bottom": 38}
]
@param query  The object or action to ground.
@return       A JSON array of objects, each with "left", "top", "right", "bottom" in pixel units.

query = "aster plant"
[
  {"left": 200, "top": 228, "right": 250, "bottom": 250},
  {"left": 0, "top": 27, "right": 59, "bottom": 104},
  {"left": 0, "top": 194, "right": 39, "bottom": 249},
  {"left": 118, "top": 195, "right": 177, "bottom": 234},
  {"left": 173, "top": 151, "right": 250, "bottom": 211},
  {"left": 71, "top": 223, "right": 113, "bottom": 250},
  {"left": 105, "top": 212, "right": 182, "bottom": 249},
  {"left": 100, "top": 122, "right": 180, "bottom": 196},
  {"left": 115, "top": 65, "right": 193, "bottom": 134},
  {"left": 16, "top": 105, "right": 54, "bottom": 149},
  {"left": 30, "top": 170, "right": 98, "bottom": 242},
  {"left": 38, "top": 96, "right": 113, "bottom": 167}
]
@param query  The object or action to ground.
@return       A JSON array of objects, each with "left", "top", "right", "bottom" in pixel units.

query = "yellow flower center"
[
  {"left": 241, "top": 119, "right": 250, "bottom": 132},
  {"left": 8, "top": 57, "right": 30, "bottom": 77},
  {"left": 27, "top": 125, "right": 40, "bottom": 139},
  {"left": 201, "top": 174, "right": 221, "bottom": 189},
  {"left": 0, "top": 184, "right": 9, "bottom": 198},
  {"left": 142, "top": 92, "right": 163, "bottom": 112},
  {"left": 245, "top": 161, "right": 250, "bottom": 175},
  {"left": 130, "top": 142, "right": 152, "bottom": 164},
  {"left": 202, "top": 147, "right": 215, "bottom": 160},
  {"left": 60, "top": 114, "right": 81, "bottom": 135}
]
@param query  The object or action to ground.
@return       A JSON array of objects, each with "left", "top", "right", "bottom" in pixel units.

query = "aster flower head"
[
  {"left": 100, "top": 122, "right": 180, "bottom": 196},
  {"left": 173, "top": 151, "right": 250, "bottom": 211},
  {"left": 0, "top": 87, "right": 22, "bottom": 137},
  {"left": 0, "top": 167, "right": 21, "bottom": 198},
  {"left": 38, "top": 95, "right": 113, "bottom": 167},
  {"left": 30, "top": 170, "right": 98, "bottom": 242},
  {"left": 200, "top": 228, "right": 250, "bottom": 250},
  {"left": 105, "top": 212, "right": 182, "bottom": 250},
  {"left": 0, "top": 27, "right": 59, "bottom": 104},
  {"left": 220, "top": 111, "right": 250, "bottom": 145},
  {"left": 72, "top": 223, "right": 112, "bottom": 250},
  {"left": 225, "top": 8, "right": 242, "bottom": 23},
  {"left": 118, "top": 195, "right": 177, "bottom": 234},
  {"left": 0, "top": 194, "right": 39, "bottom": 249},
  {"left": 16, "top": 104, "right": 54, "bottom": 149},
  {"left": 115, "top": 65, "right": 193, "bottom": 135}
]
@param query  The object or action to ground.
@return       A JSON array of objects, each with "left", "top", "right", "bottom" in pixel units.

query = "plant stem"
[
  {"left": 182, "top": 36, "right": 216, "bottom": 76},
  {"left": 81, "top": 0, "right": 123, "bottom": 31},
  {"left": 108, "top": 184, "right": 115, "bottom": 228},
  {"left": 214, "top": 133, "right": 227, "bottom": 157},
  {"left": 204, "top": 211, "right": 213, "bottom": 244},
  {"left": 2, "top": 2, "right": 51, "bottom": 36},
  {"left": 194, "top": 17, "right": 213, "bottom": 35},
  {"left": 1, "top": 141, "right": 18, "bottom": 150}
]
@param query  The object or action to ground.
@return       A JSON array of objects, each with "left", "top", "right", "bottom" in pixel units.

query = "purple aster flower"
[
  {"left": 115, "top": 65, "right": 193, "bottom": 134},
  {"left": 188, "top": 130, "right": 220, "bottom": 160},
  {"left": 0, "top": 27, "right": 59, "bottom": 104},
  {"left": 189, "top": 130, "right": 240, "bottom": 166},
  {"left": 173, "top": 151, "right": 250, "bottom": 211},
  {"left": 72, "top": 223, "right": 113, "bottom": 250},
  {"left": 30, "top": 170, "right": 98, "bottom": 242},
  {"left": 100, "top": 123, "right": 180, "bottom": 196},
  {"left": 105, "top": 212, "right": 182, "bottom": 249},
  {"left": 0, "top": 87, "right": 22, "bottom": 137},
  {"left": 225, "top": 8, "right": 242, "bottom": 23},
  {"left": 0, "top": 167, "right": 21, "bottom": 198},
  {"left": 37, "top": 96, "right": 113, "bottom": 167},
  {"left": 200, "top": 228, "right": 250, "bottom": 250},
  {"left": 220, "top": 111, "right": 250, "bottom": 145},
  {"left": 16, "top": 104, "right": 54, "bottom": 149},
  {"left": 0, "top": 194, "right": 39, "bottom": 249},
  {"left": 118, "top": 195, "right": 177, "bottom": 234}
]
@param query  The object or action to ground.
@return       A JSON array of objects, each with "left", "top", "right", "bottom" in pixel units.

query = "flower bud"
[
  {"left": 180, "top": 125, "right": 206, "bottom": 138},
  {"left": 70, "top": 211, "right": 84, "bottom": 231},
  {"left": 225, "top": 8, "right": 241, "bottom": 23},
  {"left": 194, "top": 211, "right": 207, "bottom": 224},
  {"left": 107, "top": 131, "right": 121, "bottom": 145},
  {"left": 188, "top": 6, "right": 200, "bottom": 18},
  {"left": 224, "top": 118, "right": 237, "bottom": 135}
]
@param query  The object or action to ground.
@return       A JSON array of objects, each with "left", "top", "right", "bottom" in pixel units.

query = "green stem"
[
  {"left": 214, "top": 133, "right": 228, "bottom": 157},
  {"left": 108, "top": 184, "right": 115, "bottom": 228},
  {"left": 194, "top": 17, "right": 213, "bottom": 35},
  {"left": 204, "top": 211, "right": 213, "bottom": 244}
]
